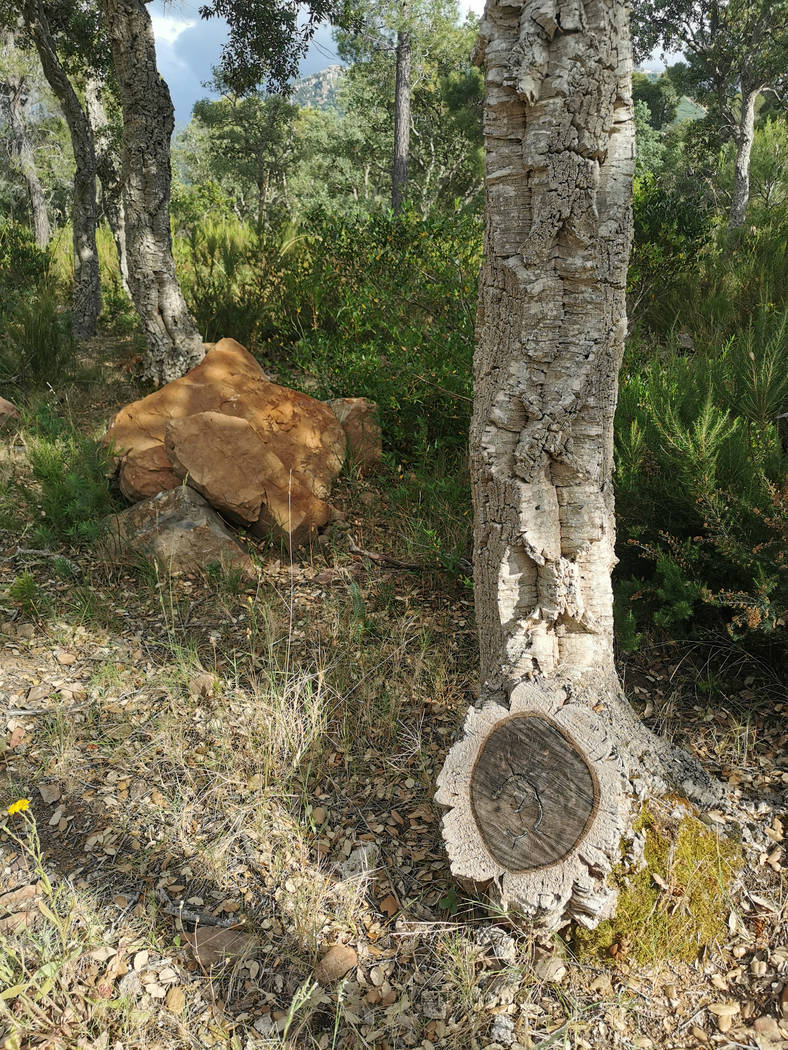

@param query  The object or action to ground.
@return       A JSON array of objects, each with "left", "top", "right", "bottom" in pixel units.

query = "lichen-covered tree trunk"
[
  {"left": 25, "top": 0, "right": 100, "bottom": 338},
  {"left": 100, "top": 0, "right": 204, "bottom": 385},
  {"left": 85, "top": 77, "right": 130, "bottom": 297},
  {"left": 729, "top": 86, "right": 760, "bottom": 230},
  {"left": 436, "top": 0, "right": 720, "bottom": 931},
  {"left": 391, "top": 24, "right": 411, "bottom": 213},
  {"left": 5, "top": 76, "right": 51, "bottom": 248}
]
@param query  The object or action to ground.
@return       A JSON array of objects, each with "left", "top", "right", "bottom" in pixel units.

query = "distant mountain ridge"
[{"left": 292, "top": 65, "right": 345, "bottom": 110}]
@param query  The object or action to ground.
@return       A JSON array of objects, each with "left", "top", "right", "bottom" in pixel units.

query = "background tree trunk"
[
  {"left": 436, "top": 0, "right": 720, "bottom": 931},
  {"left": 85, "top": 77, "right": 130, "bottom": 297},
  {"left": 5, "top": 76, "right": 51, "bottom": 247},
  {"left": 391, "top": 23, "right": 411, "bottom": 213},
  {"left": 100, "top": 0, "right": 204, "bottom": 385},
  {"left": 729, "top": 86, "right": 760, "bottom": 229},
  {"left": 25, "top": 0, "right": 100, "bottom": 338}
]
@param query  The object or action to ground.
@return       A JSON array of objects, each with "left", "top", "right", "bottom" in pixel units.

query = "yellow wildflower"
[{"left": 6, "top": 798, "right": 30, "bottom": 816}]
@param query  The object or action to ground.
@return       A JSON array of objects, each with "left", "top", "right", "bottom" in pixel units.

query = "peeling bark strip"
[
  {"left": 436, "top": 0, "right": 722, "bottom": 930},
  {"left": 100, "top": 0, "right": 204, "bottom": 385}
]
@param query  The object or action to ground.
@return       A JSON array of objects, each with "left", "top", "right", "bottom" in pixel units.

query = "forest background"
[{"left": 0, "top": 1, "right": 786, "bottom": 1045}]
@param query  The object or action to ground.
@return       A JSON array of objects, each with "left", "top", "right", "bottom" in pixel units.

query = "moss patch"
[{"left": 574, "top": 805, "right": 741, "bottom": 966}]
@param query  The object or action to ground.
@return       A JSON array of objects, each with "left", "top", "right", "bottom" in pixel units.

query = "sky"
[{"left": 149, "top": 0, "right": 485, "bottom": 126}]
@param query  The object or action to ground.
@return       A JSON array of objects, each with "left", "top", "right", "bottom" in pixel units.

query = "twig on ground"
[{"left": 348, "top": 535, "right": 421, "bottom": 570}]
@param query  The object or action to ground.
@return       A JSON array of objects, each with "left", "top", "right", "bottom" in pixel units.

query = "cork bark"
[
  {"left": 100, "top": 0, "right": 204, "bottom": 385},
  {"left": 85, "top": 77, "right": 130, "bottom": 297},
  {"left": 4, "top": 70, "right": 51, "bottom": 248},
  {"left": 25, "top": 0, "right": 100, "bottom": 338},
  {"left": 436, "top": 0, "right": 720, "bottom": 930}
]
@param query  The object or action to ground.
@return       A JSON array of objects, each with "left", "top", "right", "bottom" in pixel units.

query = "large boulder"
[
  {"left": 0, "top": 396, "right": 21, "bottom": 430},
  {"left": 105, "top": 338, "right": 347, "bottom": 546},
  {"left": 165, "top": 411, "right": 332, "bottom": 546},
  {"left": 103, "top": 487, "right": 254, "bottom": 576},
  {"left": 328, "top": 397, "right": 382, "bottom": 471}
]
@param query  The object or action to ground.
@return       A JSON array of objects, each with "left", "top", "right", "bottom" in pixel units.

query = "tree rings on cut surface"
[
  {"left": 470, "top": 714, "right": 599, "bottom": 871},
  {"left": 436, "top": 680, "right": 627, "bottom": 928}
]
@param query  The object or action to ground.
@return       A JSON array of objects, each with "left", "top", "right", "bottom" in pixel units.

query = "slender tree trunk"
[
  {"left": 5, "top": 77, "right": 51, "bottom": 248},
  {"left": 25, "top": 0, "right": 100, "bottom": 338},
  {"left": 391, "top": 24, "right": 411, "bottom": 213},
  {"left": 85, "top": 77, "right": 131, "bottom": 297},
  {"left": 99, "top": 0, "right": 204, "bottom": 385},
  {"left": 436, "top": 0, "right": 719, "bottom": 931},
  {"left": 729, "top": 86, "right": 760, "bottom": 230}
]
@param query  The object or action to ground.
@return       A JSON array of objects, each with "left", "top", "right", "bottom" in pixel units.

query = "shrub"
[
  {"left": 0, "top": 280, "right": 76, "bottom": 386},
  {"left": 26, "top": 429, "right": 116, "bottom": 546},
  {"left": 615, "top": 309, "right": 787, "bottom": 647}
]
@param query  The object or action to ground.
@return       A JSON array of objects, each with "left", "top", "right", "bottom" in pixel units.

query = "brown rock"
[
  {"left": 249, "top": 473, "right": 332, "bottom": 549},
  {"left": 102, "top": 486, "right": 253, "bottom": 577},
  {"left": 106, "top": 338, "right": 346, "bottom": 512},
  {"left": 328, "top": 397, "right": 382, "bottom": 471},
  {"left": 313, "top": 944, "right": 358, "bottom": 985},
  {"left": 165, "top": 411, "right": 333, "bottom": 546},
  {"left": 0, "top": 396, "right": 21, "bottom": 429},
  {"left": 119, "top": 444, "right": 180, "bottom": 502}
]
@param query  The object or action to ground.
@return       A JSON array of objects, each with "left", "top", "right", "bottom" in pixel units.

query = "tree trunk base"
[{"left": 436, "top": 677, "right": 722, "bottom": 930}]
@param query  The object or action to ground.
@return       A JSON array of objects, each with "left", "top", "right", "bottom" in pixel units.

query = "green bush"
[
  {"left": 176, "top": 207, "right": 481, "bottom": 464},
  {"left": 26, "top": 429, "right": 116, "bottom": 546},
  {"left": 0, "top": 220, "right": 48, "bottom": 315},
  {"left": 0, "top": 279, "right": 76, "bottom": 386},
  {"left": 615, "top": 309, "right": 787, "bottom": 645},
  {"left": 2, "top": 407, "right": 118, "bottom": 547}
]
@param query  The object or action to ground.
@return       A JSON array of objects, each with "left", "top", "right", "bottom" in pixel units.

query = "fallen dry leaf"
[
  {"left": 314, "top": 944, "right": 358, "bottom": 984},
  {"left": 183, "top": 926, "right": 256, "bottom": 967}
]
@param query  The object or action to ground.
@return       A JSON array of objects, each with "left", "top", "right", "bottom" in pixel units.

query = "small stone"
[
  {"left": 38, "top": 783, "right": 62, "bottom": 805},
  {"left": 534, "top": 955, "right": 566, "bottom": 983},
  {"left": 314, "top": 944, "right": 357, "bottom": 985},
  {"left": 165, "top": 986, "right": 186, "bottom": 1014},
  {"left": 188, "top": 672, "right": 215, "bottom": 699}
]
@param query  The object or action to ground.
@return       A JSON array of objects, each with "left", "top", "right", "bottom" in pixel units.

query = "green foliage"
[
  {"left": 25, "top": 428, "right": 116, "bottom": 546},
  {"left": 634, "top": 100, "right": 666, "bottom": 178},
  {"left": 270, "top": 207, "right": 480, "bottom": 461},
  {"left": 3, "top": 407, "right": 118, "bottom": 547},
  {"left": 0, "top": 219, "right": 48, "bottom": 309},
  {"left": 616, "top": 309, "right": 787, "bottom": 644},
  {"left": 0, "top": 277, "right": 76, "bottom": 386},
  {"left": 6, "top": 571, "right": 48, "bottom": 618},
  {"left": 632, "top": 71, "right": 678, "bottom": 129}
]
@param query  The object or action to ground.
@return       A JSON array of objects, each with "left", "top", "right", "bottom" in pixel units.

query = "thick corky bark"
[
  {"left": 25, "top": 0, "right": 100, "bottom": 338},
  {"left": 4, "top": 73, "right": 51, "bottom": 247},
  {"left": 729, "top": 86, "right": 759, "bottom": 229},
  {"left": 100, "top": 0, "right": 204, "bottom": 384},
  {"left": 392, "top": 24, "right": 411, "bottom": 213},
  {"left": 436, "top": 0, "right": 720, "bottom": 930},
  {"left": 85, "top": 77, "right": 130, "bottom": 297}
]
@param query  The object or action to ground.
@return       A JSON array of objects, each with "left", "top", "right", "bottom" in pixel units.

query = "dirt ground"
[{"left": 1, "top": 358, "right": 786, "bottom": 1050}]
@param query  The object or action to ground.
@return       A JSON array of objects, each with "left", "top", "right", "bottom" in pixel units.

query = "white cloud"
[{"left": 151, "top": 14, "right": 195, "bottom": 46}]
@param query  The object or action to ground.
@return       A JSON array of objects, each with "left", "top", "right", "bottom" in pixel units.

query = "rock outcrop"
[
  {"left": 103, "top": 487, "right": 254, "bottom": 576},
  {"left": 105, "top": 338, "right": 348, "bottom": 547},
  {"left": 328, "top": 398, "right": 382, "bottom": 471},
  {"left": 0, "top": 396, "right": 21, "bottom": 430}
]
